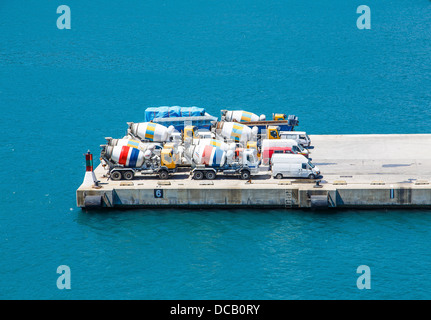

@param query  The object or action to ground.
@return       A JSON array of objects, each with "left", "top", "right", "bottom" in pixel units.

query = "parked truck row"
[{"left": 98, "top": 108, "right": 319, "bottom": 181}]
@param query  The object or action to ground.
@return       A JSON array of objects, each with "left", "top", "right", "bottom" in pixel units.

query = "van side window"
[{"left": 302, "top": 163, "right": 307, "bottom": 169}]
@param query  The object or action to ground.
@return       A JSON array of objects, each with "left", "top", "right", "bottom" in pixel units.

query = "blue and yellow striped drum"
[
  {"left": 219, "top": 122, "right": 255, "bottom": 143},
  {"left": 128, "top": 122, "right": 173, "bottom": 142},
  {"left": 224, "top": 110, "right": 263, "bottom": 122}
]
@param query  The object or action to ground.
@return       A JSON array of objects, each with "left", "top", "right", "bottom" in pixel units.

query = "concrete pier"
[{"left": 76, "top": 134, "right": 431, "bottom": 209}]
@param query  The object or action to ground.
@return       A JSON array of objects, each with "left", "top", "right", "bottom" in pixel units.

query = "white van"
[
  {"left": 279, "top": 131, "right": 311, "bottom": 147},
  {"left": 271, "top": 154, "right": 320, "bottom": 179}
]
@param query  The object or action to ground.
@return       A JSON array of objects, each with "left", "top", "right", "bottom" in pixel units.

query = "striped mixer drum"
[
  {"left": 106, "top": 138, "right": 159, "bottom": 152},
  {"left": 216, "top": 121, "right": 257, "bottom": 143},
  {"left": 192, "top": 145, "right": 227, "bottom": 167},
  {"left": 105, "top": 145, "right": 146, "bottom": 168},
  {"left": 128, "top": 122, "right": 174, "bottom": 142},
  {"left": 223, "top": 110, "right": 265, "bottom": 122}
]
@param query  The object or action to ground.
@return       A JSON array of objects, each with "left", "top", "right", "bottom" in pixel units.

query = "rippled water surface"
[{"left": 0, "top": 0, "right": 430, "bottom": 299}]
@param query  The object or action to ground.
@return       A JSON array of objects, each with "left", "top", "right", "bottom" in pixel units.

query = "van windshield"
[
  {"left": 297, "top": 144, "right": 305, "bottom": 151},
  {"left": 308, "top": 161, "right": 315, "bottom": 168}
]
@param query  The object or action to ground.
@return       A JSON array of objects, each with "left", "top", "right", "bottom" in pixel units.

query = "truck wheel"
[
  {"left": 308, "top": 174, "right": 316, "bottom": 180},
  {"left": 158, "top": 170, "right": 169, "bottom": 180},
  {"left": 275, "top": 173, "right": 283, "bottom": 179},
  {"left": 193, "top": 171, "right": 204, "bottom": 180},
  {"left": 205, "top": 171, "right": 216, "bottom": 180},
  {"left": 111, "top": 171, "right": 122, "bottom": 180},
  {"left": 240, "top": 170, "right": 250, "bottom": 180},
  {"left": 123, "top": 171, "right": 134, "bottom": 180}
]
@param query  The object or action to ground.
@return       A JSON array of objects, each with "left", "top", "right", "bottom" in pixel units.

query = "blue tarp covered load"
[{"left": 144, "top": 106, "right": 206, "bottom": 122}]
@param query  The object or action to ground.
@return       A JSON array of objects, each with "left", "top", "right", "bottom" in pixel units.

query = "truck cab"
[
  {"left": 272, "top": 113, "right": 287, "bottom": 121},
  {"left": 184, "top": 125, "right": 198, "bottom": 141},
  {"left": 160, "top": 147, "right": 177, "bottom": 170},
  {"left": 246, "top": 141, "right": 260, "bottom": 158},
  {"left": 241, "top": 148, "right": 259, "bottom": 173},
  {"left": 163, "top": 143, "right": 182, "bottom": 165},
  {"left": 267, "top": 126, "right": 281, "bottom": 139}
]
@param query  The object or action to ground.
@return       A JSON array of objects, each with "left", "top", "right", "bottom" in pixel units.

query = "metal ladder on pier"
[{"left": 285, "top": 190, "right": 293, "bottom": 208}]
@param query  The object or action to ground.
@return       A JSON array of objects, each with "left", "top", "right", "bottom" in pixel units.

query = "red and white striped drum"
[
  {"left": 192, "top": 145, "right": 226, "bottom": 167},
  {"left": 105, "top": 145, "right": 145, "bottom": 168}
]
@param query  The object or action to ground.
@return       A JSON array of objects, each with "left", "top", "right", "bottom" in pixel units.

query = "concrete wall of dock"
[{"left": 77, "top": 185, "right": 431, "bottom": 209}]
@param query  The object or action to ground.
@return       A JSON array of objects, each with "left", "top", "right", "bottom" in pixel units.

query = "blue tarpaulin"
[{"left": 145, "top": 106, "right": 206, "bottom": 122}]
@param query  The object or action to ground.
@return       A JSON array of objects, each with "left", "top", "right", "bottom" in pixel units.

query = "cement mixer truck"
[
  {"left": 220, "top": 110, "right": 299, "bottom": 133},
  {"left": 187, "top": 144, "right": 260, "bottom": 180},
  {"left": 100, "top": 144, "right": 177, "bottom": 180}
]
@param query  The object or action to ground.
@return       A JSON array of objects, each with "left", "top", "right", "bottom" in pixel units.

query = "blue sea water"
[{"left": 0, "top": 0, "right": 430, "bottom": 299}]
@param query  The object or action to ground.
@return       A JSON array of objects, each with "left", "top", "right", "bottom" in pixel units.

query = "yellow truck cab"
[
  {"left": 163, "top": 143, "right": 183, "bottom": 165},
  {"left": 160, "top": 147, "right": 177, "bottom": 170},
  {"left": 246, "top": 141, "right": 260, "bottom": 158},
  {"left": 267, "top": 126, "right": 280, "bottom": 139},
  {"left": 184, "top": 125, "right": 198, "bottom": 141},
  {"left": 272, "top": 113, "right": 287, "bottom": 121}
]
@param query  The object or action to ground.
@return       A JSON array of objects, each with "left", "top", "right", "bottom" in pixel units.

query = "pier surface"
[
  {"left": 310, "top": 134, "right": 431, "bottom": 184},
  {"left": 76, "top": 134, "right": 431, "bottom": 209}
]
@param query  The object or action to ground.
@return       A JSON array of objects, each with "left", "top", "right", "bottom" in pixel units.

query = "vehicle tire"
[
  {"left": 308, "top": 174, "right": 316, "bottom": 180},
  {"left": 205, "top": 171, "right": 216, "bottom": 180},
  {"left": 275, "top": 173, "right": 283, "bottom": 179},
  {"left": 158, "top": 170, "right": 169, "bottom": 180},
  {"left": 111, "top": 171, "right": 122, "bottom": 181},
  {"left": 123, "top": 171, "right": 134, "bottom": 180},
  {"left": 240, "top": 170, "right": 251, "bottom": 180},
  {"left": 193, "top": 170, "right": 204, "bottom": 180}
]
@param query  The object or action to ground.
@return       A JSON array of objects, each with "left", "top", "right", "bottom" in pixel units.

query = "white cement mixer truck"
[
  {"left": 100, "top": 144, "right": 177, "bottom": 180},
  {"left": 187, "top": 144, "right": 260, "bottom": 180}
]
